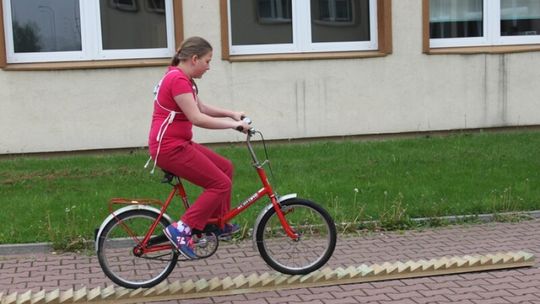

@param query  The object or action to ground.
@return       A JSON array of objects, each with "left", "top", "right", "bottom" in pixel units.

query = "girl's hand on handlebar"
[
  {"left": 233, "top": 111, "right": 246, "bottom": 121},
  {"left": 235, "top": 120, "right": 252, "bottom": 133}
]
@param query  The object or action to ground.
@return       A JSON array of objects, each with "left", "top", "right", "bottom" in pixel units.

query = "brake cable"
[{"left": 258, "top": 131, "right": 278, "bottom": 190}]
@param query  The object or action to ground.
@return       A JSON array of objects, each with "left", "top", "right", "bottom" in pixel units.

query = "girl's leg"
[
  {"left": 190, "top": 143, "right": 233, "bottom": 218},
  {"left": 157, "top": 142, "right": 232, "bottom": 231},
  {"left": 190, "top": 144, "right": 239, "bottom": 238}
]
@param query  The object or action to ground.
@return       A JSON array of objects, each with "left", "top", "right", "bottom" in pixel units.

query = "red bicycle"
[{"left": 95, "top": 123, "right": 337, "bottom": 289}]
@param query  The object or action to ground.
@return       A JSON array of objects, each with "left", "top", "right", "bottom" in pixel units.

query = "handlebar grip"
[
  {"left": 242, "top": 116, "right": 252, "bottom": 125},
  {"left": 237, "top": 116, "right": 252, "bottom": 132}
]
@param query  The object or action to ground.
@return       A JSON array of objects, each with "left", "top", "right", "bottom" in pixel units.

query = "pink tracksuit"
[{"left": 148, "top": 67, "right": 232, "bottom": 231}]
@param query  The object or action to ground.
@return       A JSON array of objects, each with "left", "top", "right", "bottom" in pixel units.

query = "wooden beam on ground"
[{"left": 0, "top": 251, "right": 535, "bottom": 304}]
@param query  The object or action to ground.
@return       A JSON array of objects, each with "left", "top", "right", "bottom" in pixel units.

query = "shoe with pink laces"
[{"left": 163, "top": 222, "right": 197, "bottom": 259}]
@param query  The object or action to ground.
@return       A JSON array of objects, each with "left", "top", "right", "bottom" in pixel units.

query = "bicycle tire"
[
  {"left": 255, "top": 198, "right": 337, "bottom": 275},
  {"left": 96, "top": 209, "right": 178, "bottom": 289}
]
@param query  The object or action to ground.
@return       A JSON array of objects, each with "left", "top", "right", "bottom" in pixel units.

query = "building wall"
[{"left": 1, "top": 1, "right": 539, "bottom": 154}]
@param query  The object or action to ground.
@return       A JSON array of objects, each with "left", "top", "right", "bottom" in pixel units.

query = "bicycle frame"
[{"left": 125, "top": 131, "right": 298, "bottom": 255}]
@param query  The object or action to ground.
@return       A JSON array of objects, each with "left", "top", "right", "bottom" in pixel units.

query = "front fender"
[
  {"left": 94, "top": 205, "right": 173, "bottom": 253},
  {"left": 252, "top": 193, "right": 297, "bottom": 249}
]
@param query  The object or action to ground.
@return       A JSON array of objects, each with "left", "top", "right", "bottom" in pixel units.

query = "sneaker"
[
  {"left": 163, "top": 223, "right": 197, "bottom": 259},
  {"left": 216, "top": 223, "right": 241, "bottom": 241}
]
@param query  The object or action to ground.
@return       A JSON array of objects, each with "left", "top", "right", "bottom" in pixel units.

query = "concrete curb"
[
  {"left": 411, "top": 209, "right": 540, "bottom": 224},
  {"left": 0, "top": 242, "right": 53, "bottom": 256},
  {"left": 1, "top": 210, "right": 539, "bottom": 256}
]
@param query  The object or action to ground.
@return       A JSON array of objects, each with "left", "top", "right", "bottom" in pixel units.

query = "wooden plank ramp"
[{"left": 0, "top": 251, "right": 535, "bottom": 304}]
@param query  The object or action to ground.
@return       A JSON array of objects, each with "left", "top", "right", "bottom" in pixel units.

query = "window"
[
  {"left": 222, "top": 0, "right": 391, "bottom": 58},
  {"left": 429, "top": 0, "right": 484, "bottom": 40},
  {"left": 426, "top": 0, "right": 540, "bottom": 49},
  {"left": 500, "top": 0, "right": 540, "bottom": 38},
  {"left": 2, "top": 0, "right": 176, "bottom": 64}
]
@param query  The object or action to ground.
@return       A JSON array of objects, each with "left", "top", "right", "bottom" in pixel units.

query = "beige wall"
[{"left": 1, "top": 1, "right": 540, "bottom": 154}]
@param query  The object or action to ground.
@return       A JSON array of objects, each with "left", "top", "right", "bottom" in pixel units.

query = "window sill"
[
  {"left": 2, "top": 58, "right": 171, "bottom": 71},
  {"left": 225, "top": 50, "right": 390, "bottom": 62},
  {"left": 425, "top": 44, "right": 540, "bottom": 55}
]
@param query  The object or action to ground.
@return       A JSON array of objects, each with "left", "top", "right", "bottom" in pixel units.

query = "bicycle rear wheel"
[
  {"left": 96, "top": 210, "right": 178, "bottom": 289},
  {"left": 255, "top": 198, "right": 337, "bottom": 275}
]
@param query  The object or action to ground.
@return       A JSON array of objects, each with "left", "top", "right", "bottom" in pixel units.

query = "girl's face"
[{"left": 192, "top": 51, "right": 212, "bottom": 79}]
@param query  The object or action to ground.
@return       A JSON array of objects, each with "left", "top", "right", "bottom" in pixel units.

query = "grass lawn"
[{"left": 0, "top": 130, "right": 539, "bottom": 248}]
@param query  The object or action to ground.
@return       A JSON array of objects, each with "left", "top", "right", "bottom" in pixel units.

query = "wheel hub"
[{"left": 132, "top": 246, "right": 144, "bottom": 257}]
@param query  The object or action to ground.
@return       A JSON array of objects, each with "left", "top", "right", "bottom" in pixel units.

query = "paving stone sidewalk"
[{"left": 1, "top": 219, "right": 539, "bottom": 304}]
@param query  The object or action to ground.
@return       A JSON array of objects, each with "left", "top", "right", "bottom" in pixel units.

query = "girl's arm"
[
  {"left": 198, "top": 97, "right": 244, "bottom": 121},
  {"left": 174, "top": 93, "right": 249, "bottom": 131}
]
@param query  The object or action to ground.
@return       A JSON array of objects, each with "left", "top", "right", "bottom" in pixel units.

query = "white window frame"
[
  {"left": 228, "top": 0, "right": 378, "bottom": 55},
  {"left": 430, "top": 0, "right": 540, "bottom": 48},
  {"left": 2, "top": 0, "right": 175, "bottom": 64}
]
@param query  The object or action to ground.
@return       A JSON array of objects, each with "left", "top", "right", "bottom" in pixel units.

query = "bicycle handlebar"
[
  {"left": 237, "top": 116, "right": 263, "bottom": 165},
  {"left": 236, "top": 116, "right": 255, "bottom": 135}
]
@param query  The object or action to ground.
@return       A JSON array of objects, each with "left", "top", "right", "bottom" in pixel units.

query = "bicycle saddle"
[{"left": 161, "top": 169, "right": 176, "bottom": 183}]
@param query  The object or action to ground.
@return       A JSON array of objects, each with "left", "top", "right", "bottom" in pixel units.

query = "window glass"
[
  {"left": 501, "top": 0, "right": 540, "bottom": 36},
  {"left": 258, "top": 0, "right": 292, "bottom": 22},
  {"left": 10, "top": 0, "right": 81, "bottom": 53},
  {"left": 429, "top": 0, "right": 483, "bottom": 39},
  {"left": 100, "top": 0, "right": 168, "bottom": 50},
  {"left": 311, "top": 0, "right": 370, "bottom": 43},
  {"left": 230, "top": 0, "right": 293, "bottom": 45}
]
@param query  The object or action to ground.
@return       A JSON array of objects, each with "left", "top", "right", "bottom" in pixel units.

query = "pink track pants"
[{"left": 156, "top": 141, "right": 233, "bottom": 231}]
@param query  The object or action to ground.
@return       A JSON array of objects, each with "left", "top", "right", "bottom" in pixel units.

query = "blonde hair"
[{"left": 171, "top": 36, "right": 212, "bottom": 66}]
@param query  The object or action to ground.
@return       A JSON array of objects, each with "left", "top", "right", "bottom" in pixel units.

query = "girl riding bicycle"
[{"left": 147, "top": 36, "right": 251, "bottom": 259}]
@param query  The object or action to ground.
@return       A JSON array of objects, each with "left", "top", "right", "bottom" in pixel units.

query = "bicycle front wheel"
[
  {"left": 255, "top": 198, "right": 337, "bottom": 275},
  {"left": 96, "top": 210, "right": 178, "bottom": 289}
]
